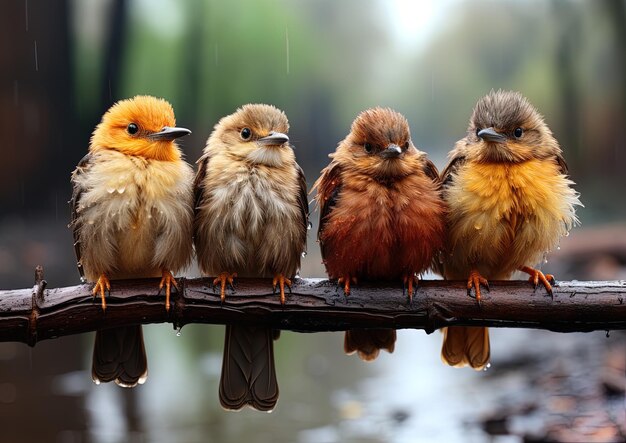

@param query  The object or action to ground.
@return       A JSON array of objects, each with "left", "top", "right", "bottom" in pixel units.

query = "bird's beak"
[
  {"left": 380, "top": 144, "right": 402, "bottom": 159},
  {"left": 149, "top": 126, "right": 192, "bottom": 141},
  {"left": 257, "top": 131, "right": 290, "bottom": 147},
  {"left": 477, "top": 127, "right": 506, "bottom": 143}
]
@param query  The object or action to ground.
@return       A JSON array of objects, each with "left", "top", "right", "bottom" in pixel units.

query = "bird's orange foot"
[
  {"left": 467, "top": 269, "right": 489, "bottom": 302},
  {"left": 92, "top": 274, "right": 111, "bottom": 311},
  {"left": 159, "top": 269, "right": 179, "bottom": 312},
  {"left": 520, "top": 266, "right": 555, "bottom": 296},
  {"left": 272, "top": 274, "right": 292, "bottom": 305},
  {"left": 337, "top": 275, "right": 358, "bottom": 296},
  {"left": 212, "top": 272, "right": 237, "bottom": 302},
  {"left": 403, "top": 273, "right": 419, "bottom": 302}
]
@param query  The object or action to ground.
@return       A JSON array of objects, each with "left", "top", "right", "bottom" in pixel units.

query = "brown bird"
[
  {"left": 70, "top": 95, "right": 194, "bottom": 386},
  {"left": 439, "top": 90, "right": 582, "bottom": 369},
  {"left": 194, "top": 104, "right": 308, "bottom": 411},
  {"left": 314, "top": 107, "right": 446, "bottom": 361}
]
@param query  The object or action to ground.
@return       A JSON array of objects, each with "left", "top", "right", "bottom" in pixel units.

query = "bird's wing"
[
  {"left": 193, "top": 153, "right": 211, "bottom": 215},
  {"left": 421, "top": 156, "right": 441, "bottom": 184},
  {"left": 440, "top": 152, "right": 466, "bottom": 190},
  {"left": 69, "top": 153, "right": 93, "bottom": 280},
  {"left": 296, "top": 164, "right": 310, "bottom": 251},
  {"left": 555, "top": 153, "right": 569, "bottom": 175},
  {"left": 314, "top": 161, "right": 343, "bottom": 261},
  {"left": 434, "top": 151, "right": 466, "bottom": 277}
]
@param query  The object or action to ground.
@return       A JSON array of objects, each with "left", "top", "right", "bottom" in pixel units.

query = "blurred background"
[{"left": 1, "top": 0, "right": 625, "bottom": 442}]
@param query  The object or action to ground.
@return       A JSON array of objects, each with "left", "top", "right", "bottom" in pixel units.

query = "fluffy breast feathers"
[
  {"left": 316, "top": 154, "right": 446, "bottom": 280},
  {"left": 194, "top": 150, "right": 307, "bottom": 277},
  {"left": 443, "top": 158, "right": 581, "bottom": 278},
  {"left": 71, "top": 150, "right": 194, "bottom": 280}
]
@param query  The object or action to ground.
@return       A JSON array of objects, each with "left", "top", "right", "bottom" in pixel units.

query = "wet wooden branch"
[{"left": 1, "top": 268, "right": 624, "bottom": 346}]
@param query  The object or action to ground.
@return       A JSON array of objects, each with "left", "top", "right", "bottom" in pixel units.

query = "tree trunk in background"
[
  {"left": 99, "top": 0, "right": 128, "bottom": 114},
  {"left": 0, "top": 0, "right": 77, "bottom": 216},
  {"left": 552, "top": 0, "right": 582, "bottom": 174},
  {"left": 602, "top": 0, "right": 626, "bottom": 180}
]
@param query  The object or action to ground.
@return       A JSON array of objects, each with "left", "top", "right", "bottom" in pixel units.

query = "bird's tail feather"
[
  {"left": 344, "top": 329, "right": 396, "bottom": 361},
  {"left": 219, "top": 325, "right": 279, "bottom": 411},
  {"left": 441, "top": 326, "right": 490, "bottom": 370},
  {"left": 92, "top": 325, "right": 148, "bottom": 387}
]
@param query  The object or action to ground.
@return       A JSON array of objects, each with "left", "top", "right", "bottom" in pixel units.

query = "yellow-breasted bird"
[
  {"left": 70, "top": 95, "right": 194, "bottom": 386},
  {"left": 194, "top": 104, "right": 308, "bottom": 411},
  {"left": 439, "top": 90, "right": 582, "bottom": 369},
  {"left": 314, "top": 107, "right": 446, "bottom": 361}
]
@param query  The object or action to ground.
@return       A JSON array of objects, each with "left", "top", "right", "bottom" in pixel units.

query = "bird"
[
  {"left": 70, "top": 95, "right": 194, "bottom": 386},
  {"left": 439, "top": 90, "right": 582, "bottom": 370},
  {"left": 194, "top": 103, "right": 308, "bottom": 411},
  {"left": 314, "top": 107, "right": 446, "bottom": 361}
]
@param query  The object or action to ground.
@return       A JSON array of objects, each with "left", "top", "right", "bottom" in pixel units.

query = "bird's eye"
[
  {"left": 514, "top": 127, "right": 523, "bottom": 139},
  {"left": 475, "top": 128, "right": 481, "bottom": 137},
  {"left": 127, "top": 123, "right": 139, "bottom": 135},
  {"left": 364, "top": 142, "right": 373, "bottom": 153},
  {"left": 240, "top": 127, "right": 252, "bottom": 140},
  {"left": 403, "top": 141, "right": 410, "bottom": 150}
]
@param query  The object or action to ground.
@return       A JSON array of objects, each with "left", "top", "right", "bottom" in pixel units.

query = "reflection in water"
[
  {"left": 0, "top": 307, "right": 615, "bottom": 442},
  {"left": 82, "top": 325, "right": 495, "bottom": 443}
]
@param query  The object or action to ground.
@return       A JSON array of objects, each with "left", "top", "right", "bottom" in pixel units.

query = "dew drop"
[
  {"left": 474, "top": 224, "right": 482, "bottom": 230},
  {"left": 106, "top": 187, "right": 115, "bottom": 194},
  {"left": 301, "top": 251, "right": 307, "bottom": 258},
  {"left": 483, "top": 363, "right": 491, "bottom": 372},
  {"left": 80, "top": 276, "right": 86, "bottom": 283},
  {"left": 565, "top": 231, "right": 570, "bottom": 237},
  {"left": 557, "top": 246, "right": 561, "bottom": 250},
  {"left": 307, "top": 221, "right": 312, "bottom": 230},
  {"left": 176, "top": 326, "right": 182, "bottom": 337},
  {"left": 116, "top": 186, "right": 126, "bottom": 194},
  {"left": 93, "top": 379, "right": 101, "bottom": 385}
]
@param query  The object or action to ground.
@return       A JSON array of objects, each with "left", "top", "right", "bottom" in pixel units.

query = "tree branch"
[{"left": 1, "top": 268, "right": 624, "bottom": 346}]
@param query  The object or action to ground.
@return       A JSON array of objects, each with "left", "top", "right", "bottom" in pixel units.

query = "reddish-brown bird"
[
  {"left": 315, "top": 107, "right": 446, "bottom": 361},
  {"left": 194, "top": 104, "right": 308, "bottom": 411},
  {"left": 439, "top": 90, "right": 582, "bottom": 369},
  {"left": 70, "top": 95, "right": 194, "bottom": 386}
]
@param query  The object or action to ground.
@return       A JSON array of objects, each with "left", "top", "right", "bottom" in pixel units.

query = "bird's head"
[
  {"left": 207, "top": 103, "right": 292, "bottom": 167},
  {"left": 336, "top": 107, "right": 418, "bottom": 179},
  {"left": 466, "top": 90, "right": 560, "bottom": 163},
  {"left": 90, "top": 95, "right": 191, "bottom": 162}
]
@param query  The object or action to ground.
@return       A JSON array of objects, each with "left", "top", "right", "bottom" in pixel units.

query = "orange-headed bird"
[
  {"left": 194, "top": 104, "right": 308, "bottom": 411},
  {"left": 314, "top": 108, "right": 446, "bottom": 361},
  {"left": 70, "top": 95, "right": 194, "bottom": 386},
  {"left": 439, "top": 90, "right": 582, "bottom": 369}
]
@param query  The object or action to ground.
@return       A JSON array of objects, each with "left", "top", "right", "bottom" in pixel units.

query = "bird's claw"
[
  {"left": 402, "top": 273, "right": 419, "bottom": 303},
  {"left": 337, "top": 275, "right": 357, "bottom": 296},
  {"left": 272, "top": 274, "right": 292, "bottom": 305},
  {"left": 158, "top": 270, "right": 179, "bottom": 312},
  {"left": 467, "top": 270, "right": 489, "bottom": 302},
  {"left": 213, "top": 272, "right": 237, "bottom": 302},
  {"left": 92, "top": 274, "right": 111, "bottom": 311},
  {"left": 520, "top": 266, "right": 554, "bottom": 298}
]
